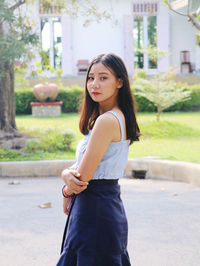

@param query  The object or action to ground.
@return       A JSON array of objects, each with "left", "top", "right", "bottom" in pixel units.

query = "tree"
[
  {"left": 164, "top": 0, "right": 200, "bottom": 30},
  {"left": 0, "top": 0, "right": 110, "bottom": 149},
  {"left": 133, "top": 69, "right": 191, "bottom": 121},
  {"left": 132, "top": 46, "right": 191, "bottom": 121},
  {"left": 0, "top": 0, "right": 39, "bottom": 149}
]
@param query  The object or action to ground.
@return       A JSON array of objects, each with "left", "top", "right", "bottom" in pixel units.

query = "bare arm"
[{"left": 77, "top": 113, "right": 117, "bottom": 182}]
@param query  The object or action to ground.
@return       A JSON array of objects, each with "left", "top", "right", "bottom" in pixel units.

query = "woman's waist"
[
  {"left": 81, "top": 178, "right": 120, "bottom": 194},
  {"left": 89, "top": 179, "right": 119, "bottom": 185}
]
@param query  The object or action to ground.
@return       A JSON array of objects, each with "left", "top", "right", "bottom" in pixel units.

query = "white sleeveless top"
[{"left": 74, "top": 110, "right": 129, "bottom": 179}]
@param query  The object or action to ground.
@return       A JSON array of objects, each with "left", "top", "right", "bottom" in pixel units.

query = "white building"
[{"left": 28, "top": 0, "right": 200, "bottom": 76}]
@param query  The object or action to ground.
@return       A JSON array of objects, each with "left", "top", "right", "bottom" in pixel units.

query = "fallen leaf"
[
  {"left": 38, "top": 202, "right": 52, "bottom": 208},
  {"left": 160, "top": 187, "right": 166, "bottom": 191},
  {"left": 8, "top": 180, "right": 20, "bottom": 185}
]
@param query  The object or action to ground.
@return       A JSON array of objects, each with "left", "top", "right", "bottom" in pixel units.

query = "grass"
[{"left": 1, "top": 112, "right": 200, "bottom": 163}]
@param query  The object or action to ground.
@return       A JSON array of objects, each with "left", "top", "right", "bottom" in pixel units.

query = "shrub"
[
  {"left": 15, "top": 89, "right": 37, "bottom": 114},
  {"left": 0, "top": 147, "right": 20, "bottom": 160},
  {"left": 25, "top": 139, "right": 41, "bottom": 152},
  {"left": 132, "top": 83, "right": 200, "bottom": 112},
  {"left": 15, "top": 84, "right": 200, "bottom": 114},
  {"left": 134, "top": 95, "right": 156, "bottom": 112},
  {"left": 0, "top": 147, "right": 6, "bottom": 159},
  {"left": 15, "top": 86, "right": 84, "bottom": 114},
  {"left": 166, "top": 84, "right": 200, "bottom": 111},
  {"left": 57, "top": 86, "right": 84, "bottom": 113},
  {"left": 24, "top": 128, "right": 76, "bottom": 153},
  {"left": 39, "top": 128, "right": 76, "bottom": 152}
]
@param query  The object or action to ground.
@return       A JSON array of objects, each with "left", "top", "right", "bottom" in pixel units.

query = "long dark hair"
[{"left": 79, "top": 53, "right": 140, "bottom": 144}]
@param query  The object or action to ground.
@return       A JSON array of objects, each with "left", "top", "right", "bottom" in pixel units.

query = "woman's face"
[{"left": 87, "top": 62, "right": 122, "bottom": 105}]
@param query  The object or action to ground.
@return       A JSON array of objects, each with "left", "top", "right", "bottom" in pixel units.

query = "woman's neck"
[{"left": 98, "top": 102, "right": 119, "bottom": 115}]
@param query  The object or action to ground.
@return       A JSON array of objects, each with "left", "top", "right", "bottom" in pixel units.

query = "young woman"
[{"left": 56, "top": 53, "right": 140, "bottom": 266}]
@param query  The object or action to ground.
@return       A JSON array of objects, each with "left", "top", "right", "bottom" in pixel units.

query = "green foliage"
[
  {"left": 40, "top": 128, "right": 76, "bottom": 152},
  {"left": 139, "top": 120, "right": 200, "bottom": 139},
  {"left": 25, "top": 139, "right": 41, "bottom": 152},
  {"left": 0, "top": 147, "right": 6, "bottom": 160},
  {"left": 14, "top": 65, "right": 30, "bottom": 90},
  {"left": 2, "top": 112, "right": 200, "bottom": 162},
  {"left": 15, "top": 85, "right": 84, "bottom": 114},
  {"left": 166, "top": 85, "right": 200, "bottom": 111},
  {"left": 15, "top": 83, "right": 200, "bottom": 115},
  {"left": 0, "top": 1, "right": 39, "bottom": 65},
  {"left": 15, "top": 89, "right": 37, "bottom": 114},
  {"left": 132, "top": 83, "right": 200, "bottom": 113},
  {"left": 133, "top": 70, "right": 147, "bottom": 79},
  {"left": 0, "top": 146, "right": 20, "bottom": 160},
  {"left": 132, "top": 70, "right": 191, "bottom": 120},
  {"left": 57, "top": 86, "right": 84, "bottom": 112},
  {"left": 138, "top": 45, "right": 169, "bottom": 62},
  {"left": 24, "top": 127, "right": 76, "bottom": 154},
  {"left": 30, "top": 61, "right": 56, "bottom": 83},
  {"left": 134, "top": 95, "right": 156, "bottom": 112}
]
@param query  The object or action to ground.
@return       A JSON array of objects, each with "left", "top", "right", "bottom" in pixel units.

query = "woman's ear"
[{"left": 117, "top": 78, "right": 123, "bottom": 89}]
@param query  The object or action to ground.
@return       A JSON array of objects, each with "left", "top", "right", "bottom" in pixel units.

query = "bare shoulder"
[
  {"left": 91, "top": 110, "right": 124, "bottom": 142},
  {"left": 94, "top": 111, "right": 119, "bottom": 131}
]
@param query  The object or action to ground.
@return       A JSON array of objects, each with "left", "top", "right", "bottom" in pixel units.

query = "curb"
[
  {"left": 125, "top": 159, "right": 200, "bottom": 186},
  {"left": 0, "top": 159, "right": 200, "bottom": 186}
]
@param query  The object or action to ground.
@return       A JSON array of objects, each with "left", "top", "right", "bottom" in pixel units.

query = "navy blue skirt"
[{"left": 56, "top": 179, "right": 131, "bottom": 266}]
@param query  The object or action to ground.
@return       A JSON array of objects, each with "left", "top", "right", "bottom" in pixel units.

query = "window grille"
[
  {"left": 133, "top": 2, "right": 158, "bottom": 15},
  {"left": 39, "top": 1, "right": 62, "bottom": 14}
]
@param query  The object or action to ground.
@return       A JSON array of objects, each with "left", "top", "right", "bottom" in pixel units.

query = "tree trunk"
[
  {"left": 0, "top": 62, "right": 25, "bottom": 149},
  {"left": 0, "top": 62, "right": 16, "bottom": 131},
  {"left": 156, "top": 106, "right": 162, "bottom": 121},
  {"left": 0, "top": 16, "right": 26, "bottom": 150}
]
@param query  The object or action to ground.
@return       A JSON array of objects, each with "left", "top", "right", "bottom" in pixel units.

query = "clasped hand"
[
  {"left": 61, "top": 168, "right": 88, "bottom": 195},
  {"left": 61, "top": 168, "right": 88, "bottom": 215}
]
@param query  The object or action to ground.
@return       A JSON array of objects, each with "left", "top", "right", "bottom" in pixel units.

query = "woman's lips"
[{"left": 92, "top": 92, "right": 101, "bottom": 96}]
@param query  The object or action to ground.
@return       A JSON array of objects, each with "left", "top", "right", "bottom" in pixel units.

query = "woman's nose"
[{"left": 92, "top": 79, "right": 99, "bottom": 88}]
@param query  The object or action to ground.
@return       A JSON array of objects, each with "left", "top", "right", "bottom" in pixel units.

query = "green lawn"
[{"left": 11, "top": 112, "right": 200, "bottom": 163}]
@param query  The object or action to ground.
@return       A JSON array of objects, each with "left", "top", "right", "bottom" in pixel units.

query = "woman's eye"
[
  {"left": 88, "top": 77, "right": 94, "bottom": 80},
  {"left": 100, "top": 77, "right": 107, "bottom": 81}
]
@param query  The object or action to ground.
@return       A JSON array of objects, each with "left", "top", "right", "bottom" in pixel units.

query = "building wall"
[
  {"left": 157, "top": 1, "right": 170, "bottom": 72},
  {"left": 63, "top": 0, "right": 171, "bottom": 76},
  {"left": 66, "top": 0, "right": 133, "bottom": 75},
  {"left": 170, "top": 6, "right": 198, "bottom": 73},
  {"left": 27, "top": 0, "right": 198, "bottom": 76}
]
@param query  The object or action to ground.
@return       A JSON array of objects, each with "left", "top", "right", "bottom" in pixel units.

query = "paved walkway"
[{"left": 0, "top": 177, "right": 200, "bottom": 266}]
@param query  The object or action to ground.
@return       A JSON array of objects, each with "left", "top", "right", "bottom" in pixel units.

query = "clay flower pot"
[{"left": 33, "top": 83, "right": 58, "bottom": 102}]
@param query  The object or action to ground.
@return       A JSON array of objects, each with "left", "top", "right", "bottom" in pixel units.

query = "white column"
[
  {"left": 49, "top": 19, "right": 54, "bottom": 68},
  {"left": 61, "top": 14, "right": 73, "bottom": 76},
  {"left": 123, "top": 15, "right": 134, "bottom": 75},
  {"left": 157, "top": 5, "right": 170, "bottom": 72},
  {"left": 195, "top": 43, "right": 200, "bottom": 71},
  {"left": 143, "top": 16, "right": 148, "bottom": 72}
]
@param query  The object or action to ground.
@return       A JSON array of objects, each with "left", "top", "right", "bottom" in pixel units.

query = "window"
[
  {"left": 133, "top": 15, "right": 157, "bottom": 70},
  {"left": 133, "top": 17, "right": 144, "bottom": 69},
  {"left": 133, "top": 2, "right": 158, "bottom": 71},
  {"left": 148, "top": 16, "right": 157, "bottom": 69},
  {"left": 40, "top": 17, "right": 62, "bottom": 69}
]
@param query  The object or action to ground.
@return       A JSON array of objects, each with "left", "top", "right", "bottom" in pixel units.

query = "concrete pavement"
[{"left": 0, "top": 177, "right": 200, "bottom": 266}]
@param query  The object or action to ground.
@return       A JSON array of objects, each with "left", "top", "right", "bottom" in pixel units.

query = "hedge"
[
  {"left": 56, "top": 86, "right": 84, "bottom": 113},
  {"left": 15, "top": 86, "right": 84, "bottom": 114},
  {"left": 132, "top": 84, "right": 200, "bottom": 112},
  {"left": 15, "top": 90, "right": 37, "bottom": 114},
  {"left": 15, "top": 84, "right": 200, "bottom": 114}
]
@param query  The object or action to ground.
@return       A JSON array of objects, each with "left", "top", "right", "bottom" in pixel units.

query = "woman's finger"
[
  {"left": 71, "top": 175, "right": 88, "bottom": 186},
  {"left": 73, "top": 185, "right": 88, "bottom": 194}
]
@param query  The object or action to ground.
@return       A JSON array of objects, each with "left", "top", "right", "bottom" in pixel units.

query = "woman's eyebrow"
[
  {"left": 89, "top": 72, "right": 109, "bottom": 76},
  {"left": 99, "top": 72, "right": 109, "bottom": 75}
]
